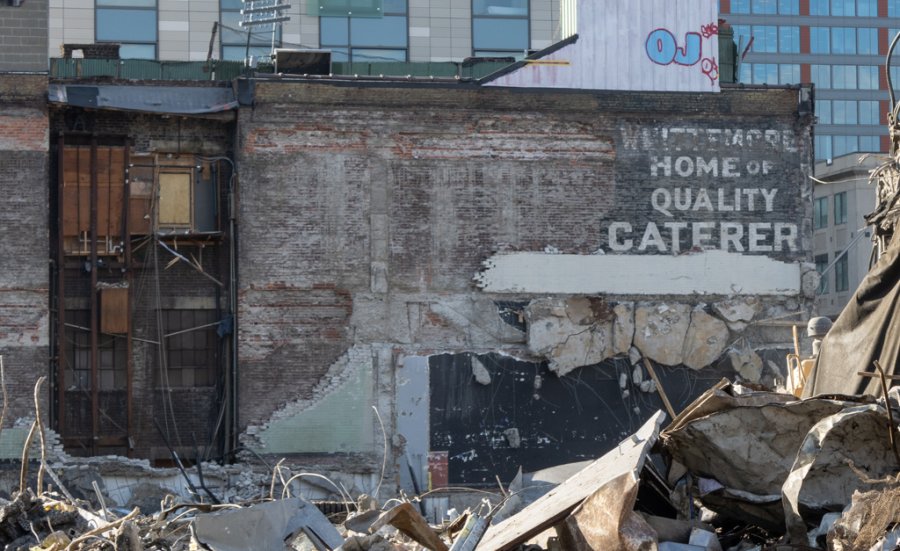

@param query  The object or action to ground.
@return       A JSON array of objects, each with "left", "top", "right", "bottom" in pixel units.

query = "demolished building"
[{"left": 0, "top": 0, "right": 819, "bottom": 503}]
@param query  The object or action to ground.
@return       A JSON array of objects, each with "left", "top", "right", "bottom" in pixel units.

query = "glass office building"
[{"left": 720, "top": 0, "right": 900, "bottom": 160}]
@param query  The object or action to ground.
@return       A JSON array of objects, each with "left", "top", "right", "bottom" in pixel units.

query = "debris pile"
[{"left": 6, "top": 378, "right": 900, "bottom": 550}]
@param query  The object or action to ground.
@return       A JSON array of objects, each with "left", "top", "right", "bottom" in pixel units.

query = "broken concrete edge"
[
  {"left": 475, "top": 410, "right": 666, "bottom": 551},
  {"left": 523, "top": 294, "right": 791, "bottom": 381}
]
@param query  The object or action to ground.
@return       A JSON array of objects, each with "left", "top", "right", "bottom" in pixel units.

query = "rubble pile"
[{"left": 3, "top": 378, "right": 900, "bottom": 550}]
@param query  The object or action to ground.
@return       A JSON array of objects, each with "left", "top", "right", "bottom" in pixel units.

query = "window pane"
[
  {"left": 97, "top": 0, "right": 155, "bottom": 6},
  {"left": 96, "top": 9, "right": 157, "bottom": 42},
  {"left": 119, "top": 43, "right": 156, "bottom": 58},
  {"left": 831, "top": 28, "right": 856, "bottom": 55},
  {"left": 832, "top": 65, "right": 857, "bottom": 89},
  {"left": 811, "top": 64, "right": 831, "bottom": 88},
  {"left": 857, "top": 28, "right": 878, "bottom": 55},
  {"left": 859, "top": 100, "right": 880, "bottom": 125},
  {"left": 752, "top": 0, "right": 776, "bottom": 13},
  {"left": 778, "top": 0, "right": 799, "bottom": 14},
  {"left": 732, "top": 0, "right": 750, "bottom": 12},
  {"left": 733, "top": 25, "right": 752, "bottom": 52},
  {"left": 860, "top": 136, "right": 880, "bottom": 151},
  {"left": 473, "top": 0, "right": 528, "bottom": 16},
  {"left": 834, "top": 192, "right": 847, "bottom": 225},
  {"left": 815, "top": 253, "right": 829, "bottom": 294},
  {"left": 350, "top": 15, "right": 407, "bottom": 47},
  {"left": 816, "top": 135, "right": 833, "bottom": 161},
  {"left": 350, "top": 48, "right": 406, "bottom": 61},
  {"left": 810, "top": 0, "right": 829, "bottom": 14},
  {"left": 739, "top": 62, "right": 752, "bottom": 84},
  {"left": 752, "top": 26, "right": 777, "bottom": 53},
  {"left": 779, "top": 26, "right": 799, "bottom": 53},
  {"left": 383, "top": 0, "right": 406, "bottom": 12},
  {"left": 858, "top": 0, "right": 877, "bottom": 16},
  {"left": 815, "top": 197, "right": 829, "bottom": 229},
  {"left": 892, "top": 0, "right": 900, "bottom": 17},
  {"left": 833, "top": 135, "right": 858, "bottom": 156},
  {"left": 779, "top": 63, "right": 800, "bottom": 83},
  {"left": 833, "top": 100, "right": 858, "bottom": 124},
  {"left": 753, "top": 63, "right": 778, "bottom": 84},
  {"left": 831, "top": 0, "right": 854, "bottom": 15},
  {"left": 473, "top": 18, "right": 528, "bottom": 50},
  {"left": 321, "top": 16, "right": 349, "bottom": 45},
  {"left": 220, "top": 0, "right": 241, "bottom": 8},
  {"left": 474, "top": 50, "right": 524, "bottom": 59},
  {"left": 811, "top": 27, "right": 830, "bottom": 54},
  {"left": 859, "top": 65, "right": 878, "bottom": 90},
  {"left": 835, "top": 254, "right": 849, "bottom": 292},
  {"left": 818, "top": 100, "right": 832, "bottom": 123}
]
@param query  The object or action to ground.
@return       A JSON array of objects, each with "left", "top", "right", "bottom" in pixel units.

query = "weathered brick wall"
[
  {"left": 236, "top": 81, "right": 814, "bottom": 473},
  {"left": 0, "top": 0, "right": 49, "bottom": 72},
  {"left": 0, "top": 74, "right": 49, "bottom": 422},
  {"left": 50, "top": 103, "right": 234, "bottom": 459}
]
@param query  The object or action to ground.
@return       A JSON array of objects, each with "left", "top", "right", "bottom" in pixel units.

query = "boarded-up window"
[{"left": 158, "top": 172, "right": 193, "bottom": 227}]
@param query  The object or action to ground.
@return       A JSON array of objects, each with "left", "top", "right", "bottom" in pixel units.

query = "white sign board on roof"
[{"left": 484, "top": 0, "right": 720, "bottom": 92}]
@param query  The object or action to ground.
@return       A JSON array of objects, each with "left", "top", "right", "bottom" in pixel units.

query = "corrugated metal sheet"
[
  {"left": 48, "top": 84, "right": 238, "bottom": 114},
  {"left": 483, "top": 0, "right": 720, "bottom": 93}
]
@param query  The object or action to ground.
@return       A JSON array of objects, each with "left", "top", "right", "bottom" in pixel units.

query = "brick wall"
[
  {"left": 0, "top": 74, "right": 49, "bottom": 424},
  {"left": 50, "top": 103, "right": 234, "bottom": 459},
  {"left": 236, "top": 81, "right": 815, "bottom": 461},
  {"left": 0, "top": 0, "right": 49, "bottom": 72}
]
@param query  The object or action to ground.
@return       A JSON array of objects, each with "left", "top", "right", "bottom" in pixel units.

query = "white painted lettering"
[
  {"left": 762, "top": 160, "right": 773, "bottom": 175},
  {"left": 651, "top": 189, "right": 673, "bottom": 217},
  {"left": 674, "top": 188, "right": 692, "bottom": 211},
  {"left": 722, "top": 157, "right": 741, "bottom": 177},
  {"left": 746, "top": 160, "right": 760, "bottom": 175},
  {"left": 692, "top": 222, "right": 716, "bottom": 249},
  {"left": 761, "top": 188, "right": 778, "bottom": 211},
  {"left": 696, "top": 157, "right": 718, "bottom": 177},
  {"left": 743, "top": 188, "right": 760, "bottom": 210},
  {"left": 609, "top": 222, "right": 633, "bottom": 251},
  {"left": 693, "top": 188, "right": 714, "bottom": 212},
  {"left": 651, "top": 156, "right": 671, "bottom": 177},
  {"left": 717, "top": 188, "right": 734, "bottom": 212},
  {"left": 748, "top": 223, "right": 773, "bottom": 252},
  {"left": 721, "top": 222, "right": 745, "bottom": 252},
  {"left": 774, "top": 223, "right": 798, "bottom": 251},
  {"left": 664, "top": 222, "right": 689, "bottom": 253},
  {"left": 639, "top": 222, "right": 667, "bottom": 252},
  {"left": 674, "top": 156, "right": 694, "bottom": 177}
]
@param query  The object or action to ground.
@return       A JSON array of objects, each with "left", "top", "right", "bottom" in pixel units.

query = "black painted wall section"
[{"left": 429, "top": 352, "right": 729, "bottom": 485}]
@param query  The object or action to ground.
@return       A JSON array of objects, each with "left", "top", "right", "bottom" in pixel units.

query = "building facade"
[
  {"left": 0, "top": 0, "right": 49, "bottom": 71},
  {"left": 813, "top": 153, "right": 878, "bottom": 317},
  {"left": 719, "top": 0, "right": 900, "bottom": 160},
  {"left": 48, "top": 0, "right": 561, "bottom": 64}
]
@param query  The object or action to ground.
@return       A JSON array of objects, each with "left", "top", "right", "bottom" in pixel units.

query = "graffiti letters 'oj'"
[
  {"left": 646, "top": 29, "right": 703, "bottom": 66},
  {"left": 645, "top": 23, "right": 719, "bottom": 85}
]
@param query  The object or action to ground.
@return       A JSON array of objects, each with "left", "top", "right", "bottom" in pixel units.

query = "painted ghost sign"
[
  {"left": 604, "top": 125, "right": 803, "bottom": 257},
  {"left": 484, "top": 0, "right": 720, "bottom": 92}
]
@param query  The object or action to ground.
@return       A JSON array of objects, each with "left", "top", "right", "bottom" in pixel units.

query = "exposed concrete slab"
[{"left": 474, "top": 251, "right": 804, "bottom": 296}]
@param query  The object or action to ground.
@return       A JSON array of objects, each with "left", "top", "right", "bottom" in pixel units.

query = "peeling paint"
[
  {"left": 475, "top": 251, "right": 803, "bottom": 295},
  {"left": 243, "top": 346, "right": 375, "bottom": 454}
]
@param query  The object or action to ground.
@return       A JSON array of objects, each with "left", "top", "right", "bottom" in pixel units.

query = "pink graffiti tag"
[
  {"left": 701, "top": 57, "right": 719, "bottom": 84},
  {"left": 701, "top": 22, "right": 719, "bottom": 39}
]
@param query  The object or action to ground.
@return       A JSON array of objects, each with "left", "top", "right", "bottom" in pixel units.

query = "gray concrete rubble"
[{"left": 6, "top": 381, "right": 900, "bottom": 551}]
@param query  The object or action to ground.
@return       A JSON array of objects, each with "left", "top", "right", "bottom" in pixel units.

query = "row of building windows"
[
  {"left": 739, "top": 62, "right": 883, "bottom": 91},
  {"left": 817, "top": 99, "right": 882, "bottom": 125},
  {"left": 815, "top": 134, "right": 881, "bottom": 159},
  {"left": 815, "top": 253, "right": 849, "bottom": 294},
  {"left": 814, "top": 192, "right": 848, "bottom": 229},
  {"left": 96, "top": 0, "right": 531, "bottom": 61},
  {"left": 732, "top": 25, "right": 881, "bottom": 56},
  {"left": 728, "top": 0, "right": 884, "bottom": 16}
]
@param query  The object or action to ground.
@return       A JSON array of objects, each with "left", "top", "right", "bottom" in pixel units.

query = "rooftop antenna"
[{"left": 239, "top": 0, "right": 291, "bottom": 67}]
